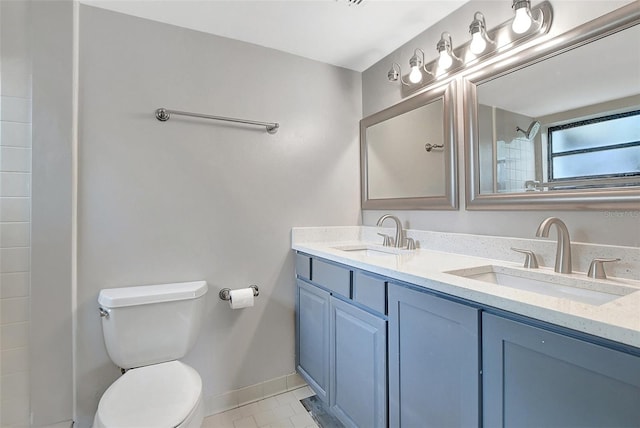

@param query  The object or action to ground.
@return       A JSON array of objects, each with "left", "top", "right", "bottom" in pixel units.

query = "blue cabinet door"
[
  {"left": 297, "top": 279, "right": 330, "bottom": 403},
  {"left": 388, "top": 283, "right": 480, "bottom": 428},
  {"left": 330, "top": 296, "right": 387, "bottom": 428},
  {"left": 483, "top": 313, "right": 640, "bottom": 427}
]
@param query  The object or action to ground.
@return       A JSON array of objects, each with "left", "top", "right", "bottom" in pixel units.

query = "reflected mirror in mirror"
[
  {"left": 477, "top": 25, "right": 639, "bottom": 195},
  {"left": 465, "top": 3, "right": 640, "bottom": 209},
  {"left": 361, "top": 82, "right": 457, "bottom": 210},
  {"left": 366, "top": 99, "right": 444, "bottom": 199}
]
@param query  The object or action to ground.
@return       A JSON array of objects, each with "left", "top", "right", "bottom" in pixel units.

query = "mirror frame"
[
  {"left": 464, "top": 3, "right": 640, "bottom": 210},
  {"left": 361, "top": 81, "right": 458, "bottom": 210}
]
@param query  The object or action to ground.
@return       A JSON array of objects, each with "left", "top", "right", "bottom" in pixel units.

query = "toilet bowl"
[
  {"left": 93, "top": 361, "right": 203, "bottom": 428},
  {"left": 94, "top": 281, "right": 208, "bottom": 428}
]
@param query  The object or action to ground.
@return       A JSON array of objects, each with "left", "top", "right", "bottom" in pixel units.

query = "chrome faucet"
[
  {"left": 376, "top": 214, "right": 404, "bottom": 248},
  {"left": 536, "top": 217, "right": 572, "bottom": 274}
]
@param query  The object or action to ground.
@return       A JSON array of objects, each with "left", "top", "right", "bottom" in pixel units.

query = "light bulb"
[
  {"left": 512, "top": 7, "right": 532, "bottom": 34},
  {"left": 469, "top": 32, "right": 487, "bottom": 55},
  {"left": 409, "top": 66, "right": 422, "bottom": 83},
  {"left": 438, "top": 50, "right": 453, "bottom": 70}
]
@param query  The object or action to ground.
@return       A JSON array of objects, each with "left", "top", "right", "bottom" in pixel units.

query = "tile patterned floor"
[{"left": 202, "top": 386, "right": 319, "bottom": 428}]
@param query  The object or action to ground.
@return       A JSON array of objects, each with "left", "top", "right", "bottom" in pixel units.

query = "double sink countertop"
[{"left": 292, "top": 226, "right": 640, "bottom": 349}]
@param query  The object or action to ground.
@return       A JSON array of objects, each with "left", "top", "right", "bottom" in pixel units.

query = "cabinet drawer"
[
  {"left": 296, "top": 253, "right": 311, "bottom": 280},
  {"left": 353, "top": 271, "right": 386, "bottom": 314},
  {"left": 312, "top": 259, "right": 351, "bottom": 298}
]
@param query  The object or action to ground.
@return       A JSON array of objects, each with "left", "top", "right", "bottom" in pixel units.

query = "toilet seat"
[{"left": 93, "top": 360, "right": 202, "bottom": 428}]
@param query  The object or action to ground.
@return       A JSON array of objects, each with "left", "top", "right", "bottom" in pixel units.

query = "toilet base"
[
  {"left": 92, "top": 361, "right": 204, "bottom": 428},
  {"left": 93, "top": 393, "right": 203, "bottom": 428},
  {"left": 180, "top": 394, "right": 204, "bottom": 428}
]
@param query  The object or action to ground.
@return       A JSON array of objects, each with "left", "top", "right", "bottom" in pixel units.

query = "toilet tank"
[{"left": 98, "top": 281, "right": 208, "bottom": 369}]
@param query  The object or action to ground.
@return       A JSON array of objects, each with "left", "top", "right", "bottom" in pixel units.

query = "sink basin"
[
  {"left": 331, "top": 244, "right": 403, "bottom": 257},
  {"left": 446, "top": 265, "right": 636, "bottom": 305}
]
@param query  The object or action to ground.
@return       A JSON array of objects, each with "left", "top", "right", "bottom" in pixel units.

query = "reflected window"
[{"left": 548, "top": 110, "right": 640, "bottom": 181}]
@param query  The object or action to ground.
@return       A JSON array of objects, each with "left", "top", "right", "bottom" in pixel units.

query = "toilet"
[{"left": 93, "top": 280, "right": 208, "bottom": 428}]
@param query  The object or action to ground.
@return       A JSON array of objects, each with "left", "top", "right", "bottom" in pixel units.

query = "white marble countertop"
[{"left": 292, "top": 228, "right": 640, "bottom": 349}]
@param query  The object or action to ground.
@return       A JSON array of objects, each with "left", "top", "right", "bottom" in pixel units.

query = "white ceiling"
[
  {"left": 478, "top": 24, "right": 640, "bottom": 118},
  {"left": 79, "top": 0, "right": 470, "bottom": 72}
]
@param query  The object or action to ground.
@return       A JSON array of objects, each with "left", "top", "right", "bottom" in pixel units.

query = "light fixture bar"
[{"left": 398, "top": 0, "right": 553, "bottom": 98}]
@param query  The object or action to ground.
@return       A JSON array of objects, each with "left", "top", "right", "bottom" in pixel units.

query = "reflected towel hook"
[{"left": 425, "top": 143, "right": 445, "bottom": 152}]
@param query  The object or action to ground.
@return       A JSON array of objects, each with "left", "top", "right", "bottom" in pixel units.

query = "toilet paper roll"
[{"left": 229, "top": 288, "right": 255, "bottom": 309}]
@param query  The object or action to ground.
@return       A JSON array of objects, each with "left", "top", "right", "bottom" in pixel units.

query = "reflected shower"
[{"left": 516, "top": 120, "right": 541, "bottom": 140}]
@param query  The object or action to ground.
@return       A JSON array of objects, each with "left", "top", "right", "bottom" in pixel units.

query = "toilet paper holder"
[{"left": 219, "top": 285, "right": 259, "bottom": 301}]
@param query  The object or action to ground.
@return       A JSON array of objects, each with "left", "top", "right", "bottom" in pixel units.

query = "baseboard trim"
[{"left": 204, "top": 372, "right": 307, "bottom": 416}]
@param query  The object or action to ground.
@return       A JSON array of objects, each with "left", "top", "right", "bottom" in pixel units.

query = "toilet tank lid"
[{"left": 98, "top": 281, "right": 207, "bottom": 308}]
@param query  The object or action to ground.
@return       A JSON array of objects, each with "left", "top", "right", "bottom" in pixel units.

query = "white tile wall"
[
  {"left": 0, "top": 198, "right": 30, "bottom": 222},
  {"left": 0, "top": 222, "right": 30, "bottom": 247},
  {"left": 1, "top": 297, "right": 30, "bottom": 324},
  {"left": 0, "top": 396, "right": 30, "bottom": 427},
  {"left": 1, "top": 1, "right": 32, "bottom": 425},
  {"left": 0, "top": 71, "right": 30, "bottom": 100},
  {"left": 0, "top": 248, "right": 30, "bottom": 273},
  {"left": 0, "top": 323, "right": 29, "bottom": 349},
  {"left": 1, "top": 122, "right": 31, "bottom": 147},
  {"left": 0, "top": 97, "right": 32, "bottom": 123},
  {"left": 0, "top": 273, "right": 29, "bottom": 298},
  {"left": 1, "top": 347, "right": 29, "bottom": 375},
  {"left": 0, "top": 172, "right": 31, "bottom": 197},
  {"left": 1, "top": 147, "right": 31, "bottom": 172},
  {"left": 496, "top": 137, "right": 536, "bottom": 193}
]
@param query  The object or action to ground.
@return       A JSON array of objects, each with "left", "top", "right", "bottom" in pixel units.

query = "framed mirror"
[
  {"left": 464, "top": 3, "right": 640, "bottom": 210},
  {"left": 361, "top": 81, "right": 458, "bottom": 210}
]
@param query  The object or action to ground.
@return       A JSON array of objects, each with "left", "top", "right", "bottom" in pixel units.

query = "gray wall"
[
  {"left": 75, "top": 5, "right": 361, "bottom": 426},
  {"left": 367, "top": 100, "right": 445, "bottom": 199},
  {"left": 361, "top": 0, "right": 640, "bottom": 247}
]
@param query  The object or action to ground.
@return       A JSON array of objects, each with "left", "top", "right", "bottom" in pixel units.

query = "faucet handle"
[
  {"left": 587, "top": 258, "right": 621, "bottom": 280},
  {"left": 511, "top": 247, "right": 539, "bottom": 269},
  {"left": 377, "top": 233, "right": 394, "bottom": 247},
  {"left": 405, "top": 237, "right": 416, "bottom": 250}
]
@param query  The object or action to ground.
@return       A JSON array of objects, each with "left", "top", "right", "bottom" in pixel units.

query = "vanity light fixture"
[
  {"left": 436, "top": 32, "right": 460, "bottom": 71},
  {"left": 512, "top": 0, "right": 541, "bottom": 34},
  {"left": 408, "top": 48, "right": 433, "bottom": 83},
  {"left": 469, "top": 12, "right": 495, "bottom": 55},
  {"left": 387, "top": 1, "right": 552, "bottom": 97},
  {"left": 387, "top": 63, "right": 410, "bottom": 86},
  {"left": 409, "top": 50, "right": 423, "bottom": 83}
]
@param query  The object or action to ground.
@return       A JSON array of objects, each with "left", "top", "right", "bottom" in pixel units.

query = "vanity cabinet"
[
  {"left": 330, "top": 296, "right": 386, "bottom": 428},
  {"left": 295, "top": 254, "right": 387, "bottom": 428},
  {"left": 296, "top": 279, "right": 330, "bottom": 402},
  {"left": 296, "top": 251, "right": 640, "bottom": 428},
  {"left": 482, "top": 313, "right": 640, "bottom": 427},
  {"left": 388, "top": 283, "right": 481, "bottom": 428}
]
